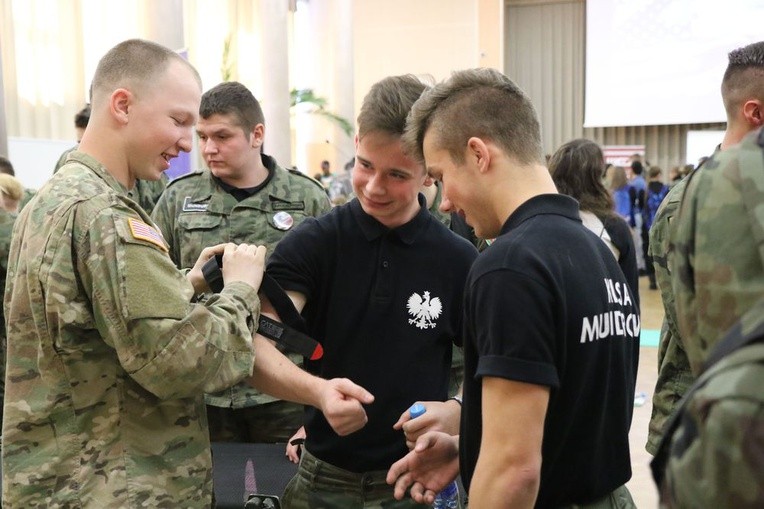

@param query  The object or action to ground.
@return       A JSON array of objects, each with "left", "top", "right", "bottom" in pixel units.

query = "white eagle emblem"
[{"left": 407, "top": 291, "right": 442, "bottom": 329}]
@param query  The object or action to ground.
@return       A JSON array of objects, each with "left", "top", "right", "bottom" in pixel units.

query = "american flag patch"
[{"left": 128, "top": 218, "right": 168, "bottom": 252}]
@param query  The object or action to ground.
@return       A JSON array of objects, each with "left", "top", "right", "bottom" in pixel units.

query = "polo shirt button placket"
[{"left": 382, "top": 260, "right": 389, "bottom": 268}]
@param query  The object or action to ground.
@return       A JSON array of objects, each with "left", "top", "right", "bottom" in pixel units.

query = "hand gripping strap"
[{"left": 201, "top": 255, "right": 322, "bottom": 359}]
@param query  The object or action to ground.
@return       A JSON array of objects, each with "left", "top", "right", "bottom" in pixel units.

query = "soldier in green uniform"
[
  {"left": 653, "top": 297, "right": 764, "bottom": 508},
  {"left": 646, "top": 40, "right": 764, "bottom": 454},
  {"left": 2, "top": 39, "right": 372, "bottom": 508},
  {"left": 0, "top": 200, "right": 16, "bottom": 424},
  {"left": 151, "top": 81, "right": 331, "bottom": 444},
  {"left": 673, "top": 126, "right": 764, "bottom": 369}
]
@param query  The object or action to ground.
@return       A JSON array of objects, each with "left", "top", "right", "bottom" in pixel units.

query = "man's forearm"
[
  {"left": 247, "top": 334, "right": 323, "bottom": 407},
  {"left": 469, "top": 463, "right": 540, "bottom": 509}
]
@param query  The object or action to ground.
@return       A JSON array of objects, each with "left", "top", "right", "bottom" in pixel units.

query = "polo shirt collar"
[
  {"left": 351, "top": 193, "right": 431, "bottom": 244},
  {"left": 500, "top": 193, "right": 580, "bottom": 236}
]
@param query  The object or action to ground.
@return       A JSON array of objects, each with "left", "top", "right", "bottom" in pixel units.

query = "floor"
[{"left": 626, "top": 276, "right": 664, "bottom": 508}]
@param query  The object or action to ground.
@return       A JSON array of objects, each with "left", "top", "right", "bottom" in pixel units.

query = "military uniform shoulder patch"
[
  {"left": 165, "top": 170, "right": 205, "bottom": 189},
  {"left": 287, "top": 167, "right": 326, "bottom": 192},
  {"left": 127, "top": 218, "right": 168, "bottom": 252}
]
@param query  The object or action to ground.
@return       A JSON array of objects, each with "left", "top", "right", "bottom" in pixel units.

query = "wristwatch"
[{"left": 449, "top": 395, "right": 463, "bottom": 406}]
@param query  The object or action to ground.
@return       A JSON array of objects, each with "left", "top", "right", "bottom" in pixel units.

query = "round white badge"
[{"left": 273, "top": 211, "right": 294, "bottom": 231}]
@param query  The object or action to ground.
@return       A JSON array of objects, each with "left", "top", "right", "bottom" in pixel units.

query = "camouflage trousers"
[
  {"left": 561, "top": 485, "right": 636, "bottom": 509},
  {"left": 281, "top": 448, "right": 425, "bottom": 508},
  {"left": 207, "top": 401, "right": 304, "bottom": 443}
]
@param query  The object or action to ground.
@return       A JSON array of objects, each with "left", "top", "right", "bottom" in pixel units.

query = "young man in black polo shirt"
[
  {"left": 265, "top": 75, "right": 477, "bottom": 507},
  {"left": 386, "top": 68, "right": 640, "bottom": 508}
]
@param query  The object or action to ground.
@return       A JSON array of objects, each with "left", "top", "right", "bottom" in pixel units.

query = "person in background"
[
  {"left": 642, "top": 166, "right": 669, "bottom": 290},
  {"left": 152, "top": 80, "right": 331, "bottom": 445},
  {"left": 548, "top": 138, "right": 639, "bottom": 300},
  {"left": 607, "top": 165, "right": 634, "bottom": 224},
  {"left": 0, "top": 173, "right": 23, "bottom": 424},
  {"left": 53, "top": 105, "right": 91, "bottom": 173},
  {"left": 0, "top": 155, "right": 36, "bottom": 211}
]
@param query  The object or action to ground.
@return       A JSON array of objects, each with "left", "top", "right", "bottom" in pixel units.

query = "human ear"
[
  {"left": 110, "top": 89, "right": 131, "bottom": 125},
  {"left": 251, "top": 124, "right": 265, "bottom": 148},
  {"left": 743, "top": 99, "right": 763, "bottom": 127},
  {"left": 467, "top": 137, "right": 491, "bottom": 173}
]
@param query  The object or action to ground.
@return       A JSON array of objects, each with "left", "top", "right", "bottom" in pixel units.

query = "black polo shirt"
[
  {"left": 268, "top": 195, "right": 477, "bottom": 472},
  {"left": 459, "top": 194, "right": 640, "bottom": 508}
]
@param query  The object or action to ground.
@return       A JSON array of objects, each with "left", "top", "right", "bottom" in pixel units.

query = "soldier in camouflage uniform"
[
  {"left": 0, "top": 206, "right": 16, "bottom": 423},
  {"left": 672, "top": 127, "right": 764, "bottom": 370},
  {"left": 2, "top": 39, "right": 371, "bottom": 508},
  {"left": 646, "top": 40, "right": 764, "bottom": 454},
  {"left": 653, "top": 298, "right": 764, "bottom": 508},
  {"left": 152, "top": 81, "right": 331, "bottom": 444}
]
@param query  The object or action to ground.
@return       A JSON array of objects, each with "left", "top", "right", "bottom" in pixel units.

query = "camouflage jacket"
[
  {"left": 151, "top": 155, "right": 330, "bottom": 408},
  {"left": 56, "top": 147, "right": 166, "bottom": 214},
  {"left": 672, "top": 128, "right": 764, "bottom": 374},
  {"left": 645, "top": 174, "right": 697, "bottom": 454},
  {"left": 0, "top": 208, "right": 16, "bottom": 417},
  {"left": 2, "top": 152, "right": 259, "bottom": 508},
  {"left": 129, "top": 174, "right": 168, "bottom": 214},
  {"left": 655, "top": 299, "right": 764, "bottom": 508}
]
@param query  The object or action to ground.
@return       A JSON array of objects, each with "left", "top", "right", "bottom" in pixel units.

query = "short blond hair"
[{"left": 0, "top": 174, "right": 23, "bottom": 201}]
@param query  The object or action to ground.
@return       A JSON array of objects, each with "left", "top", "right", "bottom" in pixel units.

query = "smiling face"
[
  {"left": 352, "top": 131, "right": 427, "bottom": 228},
  {"left": 124, "top": 60, "right": 201, "bottom": 183},
  {"left": 196, "top": 112, "right": 262, "bottom": 186}
]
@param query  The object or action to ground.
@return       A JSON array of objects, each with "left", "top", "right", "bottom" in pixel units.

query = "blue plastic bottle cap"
[{"left": 409, "top": 403, "right": 426, "bottom": 419}]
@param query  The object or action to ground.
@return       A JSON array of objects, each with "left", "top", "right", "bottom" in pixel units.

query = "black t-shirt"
[
  {"left": 460, "top": 194, "right": 640, "bottom": 508},
  {"left": 268, "top": 196, "right": 477, "bottom": 472},
  {"left": 601, "top": 213, "right": 639, "bottom": 303}
]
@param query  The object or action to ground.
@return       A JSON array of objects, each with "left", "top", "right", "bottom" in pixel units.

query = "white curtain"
[
  {"left": 504, "top": 0, "right": 726, "bottom": 171},
  {"left": 0, "top": 0, "right": 183, "bottom": 141}
]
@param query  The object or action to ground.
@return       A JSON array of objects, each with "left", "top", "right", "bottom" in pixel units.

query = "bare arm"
[
  {"left": 247, "top": 290, "right": 375, "bottom": 436},
  {"left": 468, "top": 376, "right": 549, "bottom": 509}
]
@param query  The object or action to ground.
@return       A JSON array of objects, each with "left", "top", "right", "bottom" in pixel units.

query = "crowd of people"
[{"left": 0, "top": 36, "right": 762, "bottom": 509}]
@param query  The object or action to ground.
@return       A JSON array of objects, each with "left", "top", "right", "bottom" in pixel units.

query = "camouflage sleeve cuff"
[{"left": 222, "top": 281, "right": 260, "bottom": 334}]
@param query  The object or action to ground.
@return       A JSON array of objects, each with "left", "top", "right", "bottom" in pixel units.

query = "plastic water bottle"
[{"left": 408, "top": 403, "right": 460, "bottom": 509}]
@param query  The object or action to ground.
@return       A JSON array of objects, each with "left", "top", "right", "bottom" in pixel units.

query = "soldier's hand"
[
  {"left": 318, "top": 378, "right": 374, "bottom": 436},
  {"left": 222, "top": 243, "right": 267, "bottom": 291},
  {"left": 188, "top": 243, "right": 230, "bottom": 294}
]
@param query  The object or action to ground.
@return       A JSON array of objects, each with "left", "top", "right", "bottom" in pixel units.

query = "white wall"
[
  {"left": 8, "top": 137, "right": 74, "bottom": 190},
  {"left": 353, "top": 0, "right": 479, "bottom": 117}
]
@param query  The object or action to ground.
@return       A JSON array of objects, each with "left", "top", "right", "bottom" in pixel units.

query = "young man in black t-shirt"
[
  {"left": 387, "top": 68, "right": 640, "bottom": 508},
  {"left": 265, "top": 75, "right": 477, "bottom": 508}
]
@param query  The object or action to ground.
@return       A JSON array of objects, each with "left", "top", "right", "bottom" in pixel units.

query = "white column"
[
  {"left": 293, "top": 0, "right": 355, "bottom": 175},
  {"left": 260, "top": 0, "right": 292, "bottom": 166}
]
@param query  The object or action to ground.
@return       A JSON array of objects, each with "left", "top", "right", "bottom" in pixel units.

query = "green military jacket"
[
  {"left": 645, "top": 175, "right": 697, "bottom": 454},
  {"left": 2, "top": 152, "right": 259, "bottom": 508},
  {"left": 672, "top": 128, "right": 764, "bottom": 374},
  {"left": 657, "top": 299, "right": 764, "bottom": 508},
  {"left": 0, "top": 208, "right": 15, "bottom": 418},
  {"left": 56, "top": 147, "right": 166, "bottom": 214},
  {"left": 151, "top": 156, "right": 330, "bottom": 407}
]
